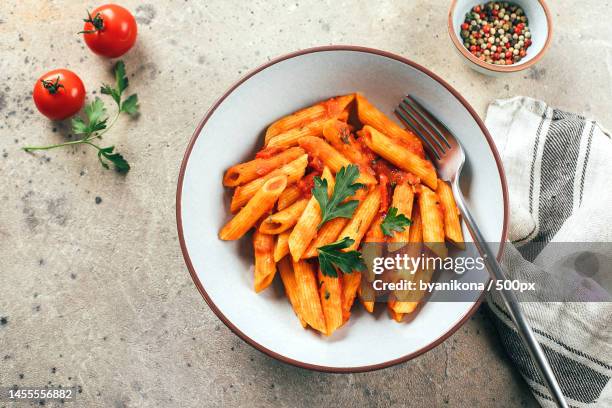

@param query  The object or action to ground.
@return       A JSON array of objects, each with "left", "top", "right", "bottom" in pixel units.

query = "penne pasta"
[
  {"left": 317, "top": 267, "right": 343, "bottom": 335},
  {"left": 356, "top": 93, "right": 424, "bottom": 157},
  {"left": 259, "top": 198, "right": 308, "bottom": 234},
  {"left": 253, "top": 230, "right": 276, "bottom": 292},
  {"left": 362, "top": 126, "right": 437, "bottom": 190},
  {"left": 277, "top": 257, "right": 307, "bottom": 328},
  {"left": 436, "top": 179, "right": 464, "bottom": 247},
  {"left": 341, "top": 271, "right": 362, "bottom": 323},
  {"left": 337, "top": 188, "right": 382, "bottom": 252},
  {"left": 419, "top": 186, "right": 447, "bottom": 258},
  {"left": 231, "top": 154, "right": 308, "bottom": 212},
  {"left": 288, "top": 167, "right": 334, "bottom": 261},
  {"left": 292, "top": 259, "right": 327, "bottom": 333},
  {"left": 223, "top": 147, "right": 305, "bottom": 187},
  {"left": 302, "top": 217, "right": 349, "bottom": 259},
  {"left": 387, "top": 182, "right": 416, "bottom": 252},
  {"left": 322, "top": 119, "right": 374, "bottom": 171},
  {"left": 358, "top": 282, "right": 375, "bottom": 313},
  {"left": 273, "top": 230, "right": 291, "bottom": 262},
  {"left": 298, "top": 136, "right": 377, "bottom": 185},
  {"left": 265, "top": 94, "right": 355, "bottom": 142},
  {"left": 388, "top": 205, "right": 423, "bottom": 319},
  {"left": 266, "top": 119, "right": 325, "bottom": 148},
  {"left": 219, "top": 175, "right": 287, "bottom": 240},
  {"left": 277, "top": 184, "right": 302, "bottom": 210}
]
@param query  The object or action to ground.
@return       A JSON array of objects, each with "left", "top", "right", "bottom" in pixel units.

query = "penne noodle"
[
  {"left": 317, "top": 267, "right": 343, "bottom": 335},
  {"left": 302, "top": 218, "right": 348, "bottom": 259},
  {"left": 265, "top": 94, "right": 355, "bottom": 142},
  {"left": 220, "top": 175, "right": 287, "bottom": 240},
  {"left": 391, "top": 264, "right": 435, "bottom": 315},
  {"left": 266, "top": 119, "right": 325, "bottom": 148},
  {"left": 231, "top": 154, "right": 308, "bottom": 212},
  {"left": 362, "top": 126, "right": 437, "bottom": 190},
  {"left": 277, "top": 257, "right": 307, "bottom": 328},
  {"left": 389, "top": 205, "right": 423, "bottom": 319},
  {"left": 337, "top": 188, "right": 382, "bottom": 252},
  {"left": 259, "top": 198, "right": 308, "bottom": 234},
  {"left": 223, "top": 147, "right": 305, "bottom": 187},
  {"left": 362, "top": 213, "right": 384, "bottom": 282},
  {"left": 408, "top": 204, "right": 423, "bottom": 243},
  {"left": 358, "top": 283, "right": 375, "bottom": 313},
  {"left": 273, "top": 230, "right": 291, "bottom": 262},
  {"left": 419, "top": 186, "right": 447, "bottom": 258},
  {"left": 341, "top": 271, "right": 362, "bottom": 323},
  {"left": 322, "top": 119, "right": 374, "bottom": 171},
  {"left": 292, "top": 259, "right": 327, "bottom": 333},
  {"left": 387, "top": 183, "right": 415, "bottom": 252},
  {"left": 356, "top": 93, "right": 424, "bottom": 157},
  {"left": 298, "top": 136, "right": 377, "bottom": 185},
  {"left": 436, "top": 179, "right": 464, "bottom": 247},
  {"left": 253, "top": 230, "right": 276, "bottom": 292},
  {"left": 277, "top": 184, "right": 302, "bottom": 210},
  {"left": 387, "top": 303, "right": 405, "bottom": 322},
  {"left": 288, "top": 167, "right": 334, "bottom": 261}
]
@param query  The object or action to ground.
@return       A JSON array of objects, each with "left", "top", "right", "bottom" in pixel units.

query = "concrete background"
[{"left": 1, "top": 1, "right": 610, "bottom": 407}]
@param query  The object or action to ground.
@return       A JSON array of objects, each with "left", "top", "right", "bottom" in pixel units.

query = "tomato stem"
[
  {"left": 78, "top": 10, "right": 104, "bottom": 34},
  {"left": 41, "top": 77, "right": 64, "bottom": 95}
]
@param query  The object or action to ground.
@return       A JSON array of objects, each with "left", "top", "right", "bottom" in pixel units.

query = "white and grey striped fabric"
[{"left": 484, "top": 97, "right": 612, "bottom": 407}]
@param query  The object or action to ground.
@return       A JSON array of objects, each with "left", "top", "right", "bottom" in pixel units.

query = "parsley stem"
[
  {"left": 23, "top": 138, "right": 88, "bottom": 152},
  {"left": 23, "top": 112, "right": 120, "bottom": 152}
]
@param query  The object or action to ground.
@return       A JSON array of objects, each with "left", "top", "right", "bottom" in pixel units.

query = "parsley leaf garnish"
[
  {"left": 313, "top": 164, "right": 364, "bottom": 228},
  {"left": 317, "top": 237, "right": 366, "bottom": 278},
  {"left": 380, "top": 207, "right": 412, "bottom": 237},
  {"left": 24, "top": 61, "right": 138, "bottom": 173},
  {"left": 101, "top": 61, "right": 139, "bottom": 116}
]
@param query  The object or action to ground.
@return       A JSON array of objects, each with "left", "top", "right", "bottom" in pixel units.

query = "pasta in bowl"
[
  {"left": 218, "top": 93, "right": 466, "bottom": 336},
  {"left": 177, "top": 46, "right": 508, "bottom": 371}
]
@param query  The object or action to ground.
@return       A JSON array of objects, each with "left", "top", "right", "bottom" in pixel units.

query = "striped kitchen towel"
[{"left": 484, "top": 96, "right": 612, "bottom": 407}]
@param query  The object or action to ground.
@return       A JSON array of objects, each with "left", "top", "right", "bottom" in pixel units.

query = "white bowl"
[
  {"left": 176, "top": 46, "right": 509, "bottom": 372},
  {"left": 448, "top": 0, "right": 553, "bottom": 76}
]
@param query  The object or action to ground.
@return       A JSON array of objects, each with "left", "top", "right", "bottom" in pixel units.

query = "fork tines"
[{"left": 395, "top": 95, "right": 451, "bottom": 160}]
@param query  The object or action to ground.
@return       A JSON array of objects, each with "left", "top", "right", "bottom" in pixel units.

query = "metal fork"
[{"left": 396, "top": 95, "right": 568, "bottom": 408}]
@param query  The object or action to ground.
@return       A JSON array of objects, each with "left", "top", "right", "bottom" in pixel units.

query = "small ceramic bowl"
[{"left": 448, "top": 0, "right": 553, "bottom": 75}]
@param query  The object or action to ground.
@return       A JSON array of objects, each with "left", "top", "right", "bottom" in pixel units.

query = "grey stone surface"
[{"left": 0, "top": 1, "right": 609, "bottom": 407}]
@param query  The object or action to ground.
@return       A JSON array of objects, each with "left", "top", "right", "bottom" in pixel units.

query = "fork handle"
[{"left": 451, "top": 182, "right": 568, "bottom": 408}]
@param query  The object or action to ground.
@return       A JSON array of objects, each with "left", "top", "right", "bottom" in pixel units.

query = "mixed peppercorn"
[{"left": 460, "top": 1, "right": 532, "bottom": 66}]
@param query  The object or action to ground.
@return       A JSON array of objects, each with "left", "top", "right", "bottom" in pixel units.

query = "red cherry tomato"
[
  {"left": 33, "top": 69, "right": 86, "bottom": 120},
  {"left": 82, "top": 4, "right": 137, "bottom": 58}
]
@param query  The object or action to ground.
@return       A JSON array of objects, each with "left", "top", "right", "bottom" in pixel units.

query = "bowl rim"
[
  {"left": 448, "top": 0, "right": 553, "bottom": 73},
  {"left": 176, "top": 45, "right": 510, "bottom": 373}
]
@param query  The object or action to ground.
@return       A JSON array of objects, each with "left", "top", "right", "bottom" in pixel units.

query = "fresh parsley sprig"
[
  {"left": 312, "top": 164, "right": 364, "bottom": 228},
  {"left": 24, "top": 61, "right": 139, "bottom": 173},
  {"left": 317, "top": 237, "right": 366, "bottom": 278},
  {"left": 380, "top": 207, "right": 412, "bottom": 237}
]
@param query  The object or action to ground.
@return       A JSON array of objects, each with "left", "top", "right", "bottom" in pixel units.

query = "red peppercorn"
[
  {"left": 525, "top": 39, "right": 532, "bottom": 47},
  {"left": 492, "top": 9, "right": 498, "bottom": 16},
  {"left": 493, "top": 53, "right": 500, "bottom": 60},
  {"left": 480, "top": 12, "right": 486, "bottom": 19},
  {"left": 519, "top": 49, "right": 526, "bottom": 57},
  {"left": 486, "top": 43, "right": 492, "bottom": 49},
  {"left": 461, "top": 23, "right": 469, "bottom": 30},
  {"left": 506, "top": 58, "right": 513, "bottom": 65},
  {"left": 515, "top": 27, "right": 522, "bottom": 34},
  {"left": 506, "top": 51, "right": 512, "bottom": 58},
  {"left": 474, "top": 5, "right": 481, "bottom": 12},
  {"left": 483, "top": 25, "right": 490, "bottom": 33},
  {"left": 470, "top": 45, "right": 477, "bottom": 52}
]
